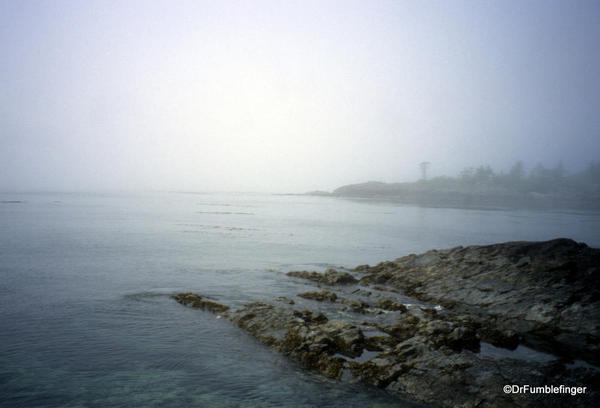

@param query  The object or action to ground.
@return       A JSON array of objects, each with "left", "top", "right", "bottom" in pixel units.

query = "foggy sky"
[{"left": 1, "top": 0, "right": 599, "bottom": 193}]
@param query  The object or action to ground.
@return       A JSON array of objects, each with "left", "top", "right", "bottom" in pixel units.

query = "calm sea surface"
[{"left": 1, "top": 192, "right": 599, "bottom": 407}]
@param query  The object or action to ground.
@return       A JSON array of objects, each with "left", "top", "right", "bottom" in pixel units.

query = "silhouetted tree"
[
  {"left": 460, "top": 167, "right": 474, "bottom": 181},
  {"left": 582, "top": 161, "right": 600, "bottom": 184},
  {"left": 419, "top": 162, "right": 430, "bottom": 181},
  {"left": 552, "top": 161, "right": 566, "bottom": 180},
  {"left": 508, "top": 161, "right": 525, "bottom": 181},
  {"left": 474, "top": 165, "right": 494, "bottom": 184}
]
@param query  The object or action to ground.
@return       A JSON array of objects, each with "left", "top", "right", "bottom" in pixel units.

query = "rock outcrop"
[
  {"left": 357, "top": 238, "right": 600, "bottom": 366},
  {"left": 287, "top": 268, "right": 358, "bottom": 285},
  {"left": 173, "top": 238, "right": 599, "bottom": 407},
  {"left": 172, "top": 293, "right": 230, "bottom": 313}
]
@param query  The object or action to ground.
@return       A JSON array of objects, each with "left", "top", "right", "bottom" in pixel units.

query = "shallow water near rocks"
[
  {"left": 1, "top": 192, "right": 599, "bottom": 407},
  {"left": 479, "top": 342, "right": 559, "bottom": 363},
  {"left": 478, "top": 342, "right": 600, "bottom": 373}
]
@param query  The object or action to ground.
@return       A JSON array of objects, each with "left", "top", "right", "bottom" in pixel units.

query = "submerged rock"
[
  {"left": 173, "top": 238, "right": 600, "bottom": 407},
  {"left": 378, "top": 297, "right": 409, "bottom": 312},
  {"left": 297, "top": 289, "right": 338, "bottom": 302},
  {"left": 171, "top": 293, "right": 230, "bottom": 314}
]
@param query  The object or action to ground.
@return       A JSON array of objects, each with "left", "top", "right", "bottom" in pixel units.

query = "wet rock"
[
  {"left": 171, "top": 293, "right": 230, "bottom": 314},
  {"left": 358, "top": 238, "right": 600, "bottom": 366},
  {"left": 292, "top": 309, "right": 328, "bottom": 324},
  {"left": 286, "top": 268, "right": 357, "bottom": 285},
  {"left": 275, "top": 296, "right": 295, "bottom": 304},
  {"left": 286, "top": 270, "right": 324, "bottom": 282},
  {"left": 173, "top": 238, "right": 600, "bottom": 407},
  {"left": 377, "top": 297, "right": 408, "bottom": 312},
  {"left": 229, "top": 302, "right": 364, "bottom": 379},
  {"left": 318, "top": 321, "right": 365, "bottom": 357},
  {"left": 479, "top": 328, "right": 520, "bottom": 350},
  {"left": 297, "top": 290, "right": 337, "bottom": 302},
  {"left": 323, "top": 268, "right": 358, "bottom": 285},
  {"left": 339, "top": 298, "right": 372, "bottom": 314}
]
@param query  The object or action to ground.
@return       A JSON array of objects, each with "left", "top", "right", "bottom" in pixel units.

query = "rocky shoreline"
[{"left": 173, "top": 238, "right": 599, "bottom": 407}]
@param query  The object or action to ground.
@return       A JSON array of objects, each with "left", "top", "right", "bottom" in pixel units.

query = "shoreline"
[
  {"left": 301, "top": 190, "right": 600, "bottom": 212},
  {"left": 174, "top": 238, "right": 599, "bottom": 407}
]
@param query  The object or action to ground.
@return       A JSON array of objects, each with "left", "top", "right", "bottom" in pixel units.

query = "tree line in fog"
[{"left": 420, "top": 161, "right": 600, "bottom": 194}]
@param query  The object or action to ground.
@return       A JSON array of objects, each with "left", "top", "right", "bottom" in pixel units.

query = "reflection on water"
[{"left": 479, "top": 342, "right": 558, "bottom": 363}]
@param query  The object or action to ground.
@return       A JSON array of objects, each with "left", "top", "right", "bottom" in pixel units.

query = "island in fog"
[{"left": 307, "top": 161, "right": 600, "bottom": 210}]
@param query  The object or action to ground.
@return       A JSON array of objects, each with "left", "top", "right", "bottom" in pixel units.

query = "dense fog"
[{"left": 1, "top": 1, "right": 599, "bottom": 193}]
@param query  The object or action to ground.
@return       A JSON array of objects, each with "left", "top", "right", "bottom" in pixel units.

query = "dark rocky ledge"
[{"left": 173, "top": 238, "right": 600, "bottom": 407}]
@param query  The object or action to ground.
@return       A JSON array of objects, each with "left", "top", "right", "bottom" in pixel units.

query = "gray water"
[{"left": 1, "top": 192, "right": 599, "bottom": 407}]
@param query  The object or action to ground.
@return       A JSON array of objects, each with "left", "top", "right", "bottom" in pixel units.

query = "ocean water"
[{"left": 1, "top": 192, "right": 599, "bottom": 408}]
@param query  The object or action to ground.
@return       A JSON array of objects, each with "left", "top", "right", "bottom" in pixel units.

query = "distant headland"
[{"left": 306, "top": 161, "right": 600, "bottom": 210}]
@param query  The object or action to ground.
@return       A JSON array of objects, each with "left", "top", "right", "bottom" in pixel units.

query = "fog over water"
[{"left": 1, "top": 0, "right": 599, "bottom": 193}]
